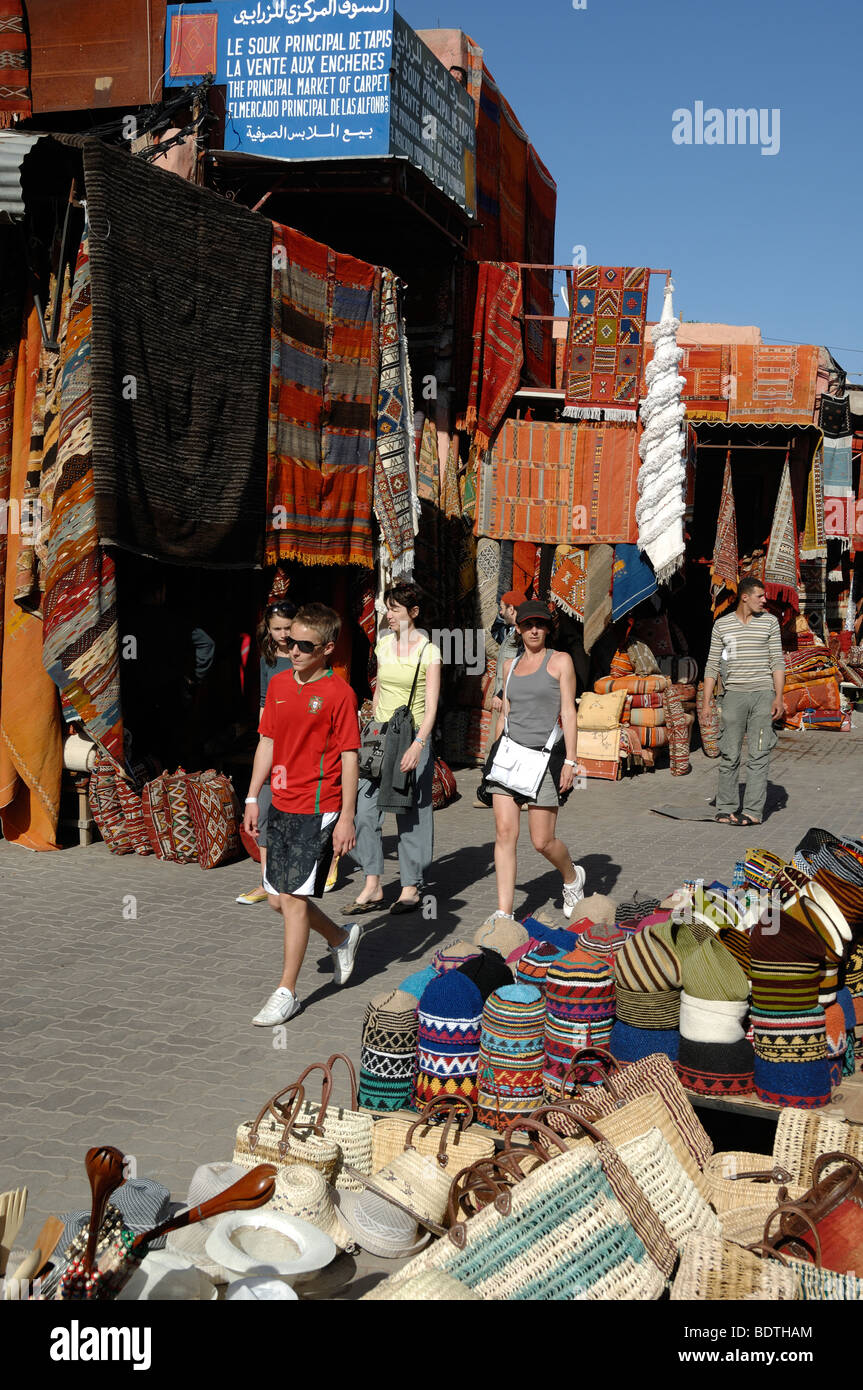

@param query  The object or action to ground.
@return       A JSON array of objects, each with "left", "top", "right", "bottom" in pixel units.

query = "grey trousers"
[
  {"left": 350, "top": 739, "right": 434, "bottom": 889},
  {"left": 716, "top": 689, "right": 778, "bottom": 820}
]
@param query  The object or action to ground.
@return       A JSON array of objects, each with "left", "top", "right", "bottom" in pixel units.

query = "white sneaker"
[
  {"left": 562, "top": 864, "right": 586, "bottom": 918},
  {"left": 330, "top": 923, "right": 363, "bottom": 986},
  {"left": 252, "top": 987, "right": 301, "bottom": 1027}
]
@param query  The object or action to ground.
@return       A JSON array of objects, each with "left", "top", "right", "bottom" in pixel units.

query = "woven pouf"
[
  {"left": 476, "top": 984, "right": 546, "bottom": 1131},
  {"left": 542, "top": 949, "right": 615, "bottom": 1099},
  {"left": 676, "top": 1037, "right": 755, "bottom": 1097},
  {"left": 609, "top": 1020, "right": 680, "bottom": 1064},
  {"left": 515, "top": 941, "right": 567, "bottom": 993},
  {"left": 456, "top": 947, "right": 513, "bottom": 1002},
  {"left": 413, "top": 972, "right": 484, "bottom": 1109},
  {"left": 431, "top": 939, "right": 482, "bottom": 974},
  {"left": 359, "top": 989, "right": 419, "bottom": 1112},
  {"left": 750, "top": 1007, "right": 832, "bottom": 1108}
]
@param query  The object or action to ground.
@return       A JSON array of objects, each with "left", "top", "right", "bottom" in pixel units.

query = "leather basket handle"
[
  {"left": 762, "top": 1202, "right": 823, "bottom": 1268},
  {"left": 324, "top": 1053, "right": 359, "bottom": 1111},
  {"left": 287, "top": 1061, "right": 334, "bottom": 1129},
  {"left": 405, "top": 1096, "right": 475, "bottom": 1167},
  {"left": 501, "top": 1117, "right": 571, "bottom": 1162},
  {"left": 247, "top": 1082, "right": 306, "bottom": 1152},
  {"left": 810, "top": 1150, "right": 863, "bottom": 1190},
  {"left": 446, "top": 1158, "right": 516, "bottom": 1246},
  {"left": 530, "top": 1104, "right": 604, "bottom": 1146}
]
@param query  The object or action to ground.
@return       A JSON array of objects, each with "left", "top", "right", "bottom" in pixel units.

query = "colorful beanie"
[
  {"left": 609, "top": 1019, "right": 680, "bottom": 1065},
  {"left": 682, "top": 936, "right": 749, "bottom": 1003},
  {"left": 845, "top": 943, "right": 863, "bottom": 996},
  {"left": 749, "top": 913, "right": 826, "bottom": 1015},
  {"left": 359, "top": 989, "right": 419, "bottom": 1112},
  {"left": 614, "top": 923, "right": 683, "bottom": 993},
  {"left": 676, "top": 1037, "right": 755, "bottom": 1097},
  {"left": 750, "top": 1007, "right": 831, "bottom": 1108},
  {"left": 578, "top": 923, "right": 628, "bottom": 963},
  {"left": 824, "top": 998, "right": 855, "bottom": 1085},
  {"left": 543, "top": 949, "right": 615, "bottom": 1098},
  {"left": 476, "top": 984, "right": 546, "bottom": 1132},
  {"left": 615, "top": 985, "right": 680, "bottom": 1030},
  {"left": 516, "top": 941, "right": 568, "bottom": 993},
  {"left": 456, "top": 947, "right": 514, "bottom": 1002},
  {"left": 432, "top": 939, "right": 482, "bottom": 974},
  {"left": 521, "top": 917, "right": 581, "bottom": 951},
  {"left": 399, "top": 966, "right": 437, "bottom": 1002},
  {"left": 413, "top": 972, "right": 484, "bottom": 1109}
]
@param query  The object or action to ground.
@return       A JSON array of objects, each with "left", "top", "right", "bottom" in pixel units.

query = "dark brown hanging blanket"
[{"left": 82, "top": 140, "right": 272, "bottom": 567}]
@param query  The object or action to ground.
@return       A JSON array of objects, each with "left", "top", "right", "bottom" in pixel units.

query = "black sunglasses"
[
  {"left": 287, "top": 638, "right": 323, "bottom": 654},
  {"left": 266, "top": 603, "right": 296, "bottom": 618}
]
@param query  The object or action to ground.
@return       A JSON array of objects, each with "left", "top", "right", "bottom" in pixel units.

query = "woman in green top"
[{"left": 346, "top": 582, "right": 442, "bottom": 916}]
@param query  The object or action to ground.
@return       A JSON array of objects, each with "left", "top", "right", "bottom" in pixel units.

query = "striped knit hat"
[
  {"left": 750, "top": 1006, "right": 832, "bottom": 1107},
  {"left": 718, "top": 926, "right": 751, "bottom": 976},
  {"left": 578, "top": 923, "right": 628, "bottom": 962},
  {"left": 615, "top": 895, "right": 662, "bottom": 925},
  {"left": 676, "top": 1037, "right": 755, "bottom": 1097},
  {"left": 845, "top": 943, "right": 863, "bottom": 996},
  {"left": 543, "top": 949, "right": 615, "bottom": 1099},
  {"left": 413, "top": 972, "right": 484, "bottom": 1109},
  {"left": 811, "top": 868, "right": 863, "bottom": 937},
  {"left": 749, "top": 912, "right": 826, "bottom": 1015},
  {"left": 473, "top": 914, "right": 529, "bottom": 957},
  {"left": 476, "top": 984, "right": 546, "bottom": 1132},
  {"left": 615, "top": 985, "right": 680, "bottom": 1029},
  {"left": 456, "top": 946, "right": 514, "bottom": 1002},
  {"left": 515, "top": 941, "right": 568, "bottom": 993},
  {"left": 682, "top": 936, "right": 749, "bottom": 1003},
  {"left": 359, "top": 989, "right": 419, "bottom": 1112},
  {"left": 432, "top": 939, "right": 482, "bottom": 974},
  {"left": 609, "top": 1019, "right": 680, "bottom": 1065},
  {"left": 614, "top": 922, "right": 683, "bottom": 992},
  {"left": 819, "top": 960, "right": 840, "bottom": 1005}
]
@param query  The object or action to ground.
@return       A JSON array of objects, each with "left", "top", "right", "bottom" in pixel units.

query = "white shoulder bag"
[{"left": 488, "top": 656, "right": 563, "bottom": 798}]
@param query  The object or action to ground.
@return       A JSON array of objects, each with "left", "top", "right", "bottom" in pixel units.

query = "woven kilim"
[
  {"left": 763, "top": 456, "right": 800, "bottom": 608},
  {"left": 458, "top": 262, "right": 523, "bottom": 452},
  {"left": 267, "top": 221, "right": 379, "bottom": 569},
  {"left": 710, "top": 454, "right": 738, "bottom": 610},
  {"left": 523, "top": 147, "right": 556, "bottom": 389},
  {"left": 728, "top": 345, "right": 819, "bottom": 423},
  {"left": 819, "top": 393, "right": 852, "bottom": 438},
  {"left": 373, "top": 269, "right": 415, "bottom": 579},
  {"left": 823, "top": 437, "right": 853, "bottom": 501},
  {"left": 40, "top": 234, "right": 123, "bottom": 764},
  {"left": 563, "top": 266, "right": 650, "bottom": 421},
  {"left": 643, "top": 342, "right": 730, "bottom": 413},
  {"left": 83, "top": 141, "right": 271, "bottom": 567},
  {"left": 549, "top": 545, "right": 587, "bottom": 620},
  {"left": 0, "top": 1, "right": 30, "bottom": 124},
  {"left": 477, "top": 984, "right": 546, "bottom": 1132},
  {"left": 476, "top": 419, "right": 639, "bottom": 545}
]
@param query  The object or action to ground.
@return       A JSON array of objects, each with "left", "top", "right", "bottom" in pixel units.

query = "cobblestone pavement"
[{"left": 3, "top": 724, "right": 862, "bottom": 1292}]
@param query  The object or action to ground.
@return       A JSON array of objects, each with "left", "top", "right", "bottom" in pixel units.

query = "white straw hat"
[
  {"left": 332, "top": 1188, "right": 430, "bottom": 1260},
  {"left": 269, "top": 1164, "right": 355, "bottom": 1250}
]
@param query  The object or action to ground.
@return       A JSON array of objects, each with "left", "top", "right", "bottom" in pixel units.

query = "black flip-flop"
[
  {"left": 342, "top": 898, "right": 384, "bottom": 915},
  {"left": 738, "top": 815, "right": 761, "bottom": 828},
  {"left": 715, "top": 813, "right": 741, "bottom": 825},
  {"left": 390, "top": 899, "right": 420, "bottom": 916}
]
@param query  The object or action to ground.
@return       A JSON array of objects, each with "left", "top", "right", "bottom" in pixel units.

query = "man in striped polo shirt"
[{"left": 701, "top": 578, "right": 785, "bottom": 826}]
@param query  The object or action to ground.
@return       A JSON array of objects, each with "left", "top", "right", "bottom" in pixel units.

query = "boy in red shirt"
[{"left": 243, "top": 603, "right": 362, "bottom": 1026}]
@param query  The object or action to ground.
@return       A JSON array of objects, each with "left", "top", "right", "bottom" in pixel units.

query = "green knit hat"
[{"left": 681, "top": 936, "right": 749, "bottom": 1003}]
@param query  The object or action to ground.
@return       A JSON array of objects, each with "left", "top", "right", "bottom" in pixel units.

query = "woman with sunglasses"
[
  {"left": 346, "top": 582, "right": 442, "bottom": 915},
  {"left": 487, "top": 600, "right": 585, "bottom": 920},
  {"left": 236, "top": 600, "right": 296, "bottom": 904}
]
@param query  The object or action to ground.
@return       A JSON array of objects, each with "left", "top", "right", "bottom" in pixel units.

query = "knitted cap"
[
  {"left": 473, "top": 914, "right": 529, "bottom": 957},
  {"left": 675, "top": 1036, "right": 755, "bottom": 1097},
  {"left": 577, "top": 893, "right": 617, "bottom": 926},
  {"left": 359, "top": 989, "right": 419, "bottom": 1112},
  {"left": 432, "top": 939, "right": 482, "bottom": 974},
  {"left": 615, "top": 985, "right": 681, "bottom": 1030},
  {"left": 718, "top": 926, "right": 751, "bottom": 976},
  {"left": 609, "top": 1019, "right": 680, "bottom": 1065},
  {"left": 515, "top": 941, "right": 567, "bottom": 992},
  {"left": 521, "top": 917, "right": 582, "bottom": 950},
  {"left": 819, "top": 960, "right": 840, "bottom": 1005},
  {"left": 399, "top": 965, "right": 437, "bottom": 1001},
  {"left": 615, "top": 895, "right": 662, "bottom": 924},
  {"left": 578, "top": 922, "right": 628, "bottom": 962},
  {"left": 681, "top": 937, "right": 749, "bottom": 1003},
  {"left": 476, "top": 984, "right": 546, "bottom": 1132},
  {"left": 542, "top": 950, "right": 615, "bottom": 1099},
  {"left": 679, "top": 992, "right": 748, "bottom": 1044},
  {"left": 615, "top": 923, "right": 683, "bottom": 992},
  {"left": 456, "top": 947, "right": 514, "bottom": 1001},
  {"left": 750, "top": 1005, "right": 831, "bottom": 1107},
  {"left": 414, "top": 972, "right": 484, "bottom": 1109}
]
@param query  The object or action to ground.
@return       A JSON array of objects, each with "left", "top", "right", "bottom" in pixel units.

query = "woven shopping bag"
[
  {"left": 701, "top": 1151, "right": 805, "bottom": 1214},
  {"left": 773, "top": 1106, "right": 863, "bottom": 1183},
  {"left": 370, "top": 1096, "right": 495, "bottom": 1175},
  {"left": 758, "top": 1153, "right": 863, "bottom": 1277},
  {"left": 374, "top": 1144, "right": 667, "bottom": 1301},
  {"left": 670, "top": 1234, "right": 799, "bottom": 1301},
  {"left": 233, "top": 1083, "right": 340, "bottom": 1181},
  {"left": 563, "top": 1046, "right": 713, "bottom": 1167},
  {"left": 290, "top": 1055, "right": 374, "bottom": 1192}
]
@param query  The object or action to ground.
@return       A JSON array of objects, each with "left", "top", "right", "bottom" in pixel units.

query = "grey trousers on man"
[
  {"left": 716, "top": 688, "right": 778, "bottom": 821},
  {"left": 350, "top": 739, "right": 434, "bottom": 889}
]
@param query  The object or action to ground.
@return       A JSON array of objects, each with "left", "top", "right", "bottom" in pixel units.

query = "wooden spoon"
[
  {"left": 82, "top": 1147, "right": 127, "bottom": 1274},
  {"left": 130, "top": 1164, "right": 278, "bottom": 1253}
]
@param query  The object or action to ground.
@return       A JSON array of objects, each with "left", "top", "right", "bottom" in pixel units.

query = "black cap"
[{"left": 515, "top": 600, "right": 553, "bottom": 627}]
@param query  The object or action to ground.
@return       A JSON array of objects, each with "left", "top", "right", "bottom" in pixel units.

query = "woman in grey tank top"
[{"left": 486, "top": 600, "right": 587, "bottom": 921}]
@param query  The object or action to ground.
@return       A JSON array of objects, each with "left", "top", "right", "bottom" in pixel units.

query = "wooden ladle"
[
  {"left": 82, "top": 1147, "right": 127, "bottom": 1274},
  {"left": 130, "top": 1164, "right": 278, "bottom": 1253}
]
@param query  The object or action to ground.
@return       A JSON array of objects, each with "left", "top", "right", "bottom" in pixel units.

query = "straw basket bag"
[
  {"left": 362, "top": 1271, "right": 482, "bottom": 1301},
  {"left": 701, "top": 1152, "right": 805, "bottom": 1214},
  {"left": 233, "top": 1084, "right": 340, "bottom": 1181},
  {"left": 561, "top": 1046, "right": 713, "bottom": 1167},
  {"left": 377, "top": 1144, "right": 667, "bottom": 1301},
  {"left": 671, "top": 1234, "right": 799, "bottom": 1301},
  {"left": 773, "top": 1107, "right": 863, "bottom": 1183},
  {"left": 370, "top": 1096, "right": 495, "bottom": 1174},
  {"left": 291, "top": 1055, "right": 374, "bottom": 1192}
]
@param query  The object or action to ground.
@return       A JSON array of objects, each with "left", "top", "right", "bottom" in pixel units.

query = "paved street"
[{"left": 2, "top": 723, "right": 862, "bottom": 1291}]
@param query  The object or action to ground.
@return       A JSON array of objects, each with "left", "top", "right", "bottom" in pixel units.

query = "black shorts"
[{"left": 263, "top": 807, "right": 337, "bottom": 897}]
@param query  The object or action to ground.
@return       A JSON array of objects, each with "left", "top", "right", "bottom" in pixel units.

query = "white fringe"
[{"left": 562, "top": 406, "right": 636, "bottom": 422}]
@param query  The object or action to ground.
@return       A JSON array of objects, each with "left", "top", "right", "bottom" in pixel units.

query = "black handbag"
[{"left": 358, "top": 641, "right": 428, "bottom": 783}]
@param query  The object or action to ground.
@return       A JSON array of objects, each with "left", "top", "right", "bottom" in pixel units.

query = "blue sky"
[{"left": 398, "top": 0, "right": 863, "bottom": 379}]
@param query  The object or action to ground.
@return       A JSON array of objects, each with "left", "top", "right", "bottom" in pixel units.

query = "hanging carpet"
[
  {"left": 82, "top": 139, "right": 271, "bottom": 567},
  {"left": 611, "top": 544, "right": 657, "bottom": 622},
  {"left": 763, "top": 456, "right": 800, "bottom": 610},
  {"left": 457, "top": 261, "right": 524, "bottom": 452},
  {"left": 728, "top": 345, "right": 818, "bottom": 423},
  {"left": 550, "top": 545, "right": 587, "bottom": 621},
  {"left": 800, "top": 438, "right": 827, "bottom": 559},
  {"left": 822, "top": 437, "right": 853, "bottom": 501},
  {"left": 710, "top": 454, "right": 738, "bottom": 611},
  {"left": 0, "top": 1, "right": 31, "bottom": 125},
  {"left": 373, "top": 269, "right": 415, "bottom": 579},
  {"left": 819, "top": 393, "right": 851, "bottom": 439},
  {"left": 563, "top": 266, "right": 649, "bottom": 422}
]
